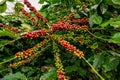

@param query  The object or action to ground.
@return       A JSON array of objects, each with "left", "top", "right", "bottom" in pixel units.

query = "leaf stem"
[
  {"left": 0, "top": 37, "right": 21, "bottom": 48},
  {"left": 82, "top": 57, "right": 105, "bottom": 80},
  {"left": 0, "top": 57, "right": 16, "bottom": 65},
  {"left": 87, "top": 30, "right": 107, "bottom": 41}
]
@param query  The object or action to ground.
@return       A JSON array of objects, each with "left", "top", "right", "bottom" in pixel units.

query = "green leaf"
[
  {"left": 100, "top": 19, "right": 113, "bottom": 28},
  {"left": 95, "top": 0, "right": 102, "bottom": 4},
  {"left": 0, "top": 0, "right": 6, "bottom": 5},
  {"left": 109, "top": 32, "right": 120, "bottom": 44},
  {"left": 109, "top": 51, "right": 120, "bottom": 57},
  {"left": 93, "top": 53, "right": 104, "bottom": 70},
  {"left": 40, "top": 68, "right": 57, "bottom": 80},
  {"left": 89, "top": 14, "right": 102, "bottom": 27},
  {"left": 0, "top": 2, "right": 7, "bottom": 13},
  {"left": 77, "top": 68, "right": 87, "bottom": 77},
  {"left": 14, "top": 2, "right": 24, "bottom": 13},
  {"left": 1, "top": 72, "right": 27, "bottom": 80},
  {"left": 74, "top": 13, "right": 80, "bottom": 18},
  {"left": 93, "top": 14, "right": 102, "bottom": 24},
  {"left": 0, "top": 28, "right": 16, "bottom": 38},
  {"left": 39, "top": 0, "right": 44, "bottom": 4},
  {"left": 103, "top": 56, "right": 119, "bottom": 72},
  {"left": 112, "top": 0, "right": 120, "bottom": 5},
  {"left": 110, "top": 21, "right": 120, "bottom": 28},
  {"left": 21, "top": 23, "right": 32, "bottom": 32},
  {"left": 90, "top": 42, "right": 98, "bottom": 50},
  {"left": 7, "top": 0, "right": 14, "bottom": 2},
  {"left": 65, "top": 65, "right": 78, "bottom": 73}
]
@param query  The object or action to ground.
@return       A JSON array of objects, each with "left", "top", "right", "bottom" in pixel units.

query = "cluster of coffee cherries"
[
  {"left": 0, "top": 23, "right": 18, "bottom": 34},
  {"left": 58, "top": 37, "right": 84, "bottom": 58},
  {"left": 10, "top": 53, "right": 37, "bottom": 68},
  {"left": 20, "top": 8, "right": 36, "bottom": 24},
  {"left": 10, "top": 40, "right": 48, "bottom": 68},
  {"left": 51, "top": 19, "right": 88, "bottom": 32},
  {"left": 52, "top": 20, "right": 79, "bottom": 31},
  {"left": 24, "top": 0, "right": 48, "bottom": 23},
  {"left": 22, "top": 28, "right": 46, "bottom": 39},
  {"left": 71, "top": 18, "right": 89, "bottom": 24},
  {"left": 54, "top": 53, "right": 67, "bottom": 80}
]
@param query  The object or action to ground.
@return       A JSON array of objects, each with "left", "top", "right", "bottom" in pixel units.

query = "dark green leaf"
[
  {"left": 103, "top": 56, "right": 119, "bottom": 72},
  {"left": 40, "top": 68, "right": 57, "bottom": 80},
  {"left": 7, "top": 0, "right": 14, "bottom": 2},
  {"left": 93, "top": 53, "right": 104, "bottom": 70},
  {"left": 65, "top": 65, "right": 78, "bottom": 73},
  {"left": 77, "top": 68, "right": 87, "bottom": 77},
  {"left": 100, "top": 3, "right": 108, "bottom": 14},
  {"left": 1, "top": 72, "right": 27, "bottom": 80}
]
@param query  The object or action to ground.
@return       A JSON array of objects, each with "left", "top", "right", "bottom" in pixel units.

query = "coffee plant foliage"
[{"left": 0, "top": 0, "right": 120, "bottom": 80}]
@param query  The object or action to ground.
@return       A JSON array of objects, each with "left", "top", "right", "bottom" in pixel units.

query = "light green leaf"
[
  {"left": 110, "top": 21, "right": 120, "bottom": 28},
  {"left": 89, "top": 14, "right": 102, "bottom": 27},
  {"left": 109, "top": 32, "right": 120, "bottom": 44},
  {"left": 100, "top": 19, "right": 113, "bottom": 28},
  {"left": 21, "top": 23, "right": 32, "bottom": 32},
  {"left": 112, "top": 0, "right": 120, "bottom": 5},
  {"left": 0, "top": 0, "right": 6, "bottom": 5},
  {"left": 74, "top": 13, "right": 80, "bottom": 18},
  {"left": 0, "top": 28, "right": 16, "bottom": 38},
  {"left": 93, "top": 14, "right": 102, "bottom": 24}
]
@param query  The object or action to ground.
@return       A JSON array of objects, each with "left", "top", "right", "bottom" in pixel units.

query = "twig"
[
  {"left": 0, "top": 57, "right": 16, "bottom": 65},
  {"left": 87, "top": 30, "right": 107, "bottom": 41},
  {"left": 82, "top": 57, "right": 105, "bottom": 80},
  {"left": 0, "top": 37, "right": 21, "bottom": 48}
]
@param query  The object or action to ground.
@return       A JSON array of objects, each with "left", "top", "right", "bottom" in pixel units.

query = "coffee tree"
[{"left": 0, "top": 0, "right": 120, "bottom": 80}]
